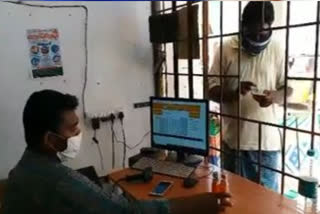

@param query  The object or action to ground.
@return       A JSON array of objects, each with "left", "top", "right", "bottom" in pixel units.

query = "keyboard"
[{"left": 131, "top": 157, "right": 195, "bottom": 178}]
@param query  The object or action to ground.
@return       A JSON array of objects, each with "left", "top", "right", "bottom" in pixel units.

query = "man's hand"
[
  {"left": 213, "top": 192, "right": 233, "bottom": 212},
  {"left": 169, "top": 192, "right": 232, "bottom": 214},
  {"left": 209, "top": 81, "right": 256, "bottom": 103},
  {"left": 252, "top": 90, "right": 275, "bottom": 108},
  {"left": 239, "top": 81, "right": 256, "bottom": 96}
]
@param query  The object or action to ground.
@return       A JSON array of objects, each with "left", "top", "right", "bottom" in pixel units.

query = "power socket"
[
  {"left": 88, "top": 109, "right": 123, "bottom": 126},
  {"left": 91, "top": 117, "right": 100, "bottom": 130},
  {"left": 100, "top": 113, "right": 115, "bottom": 122},
  {"left": 88, "top": 112, "right": 113, "bottom": 124}
]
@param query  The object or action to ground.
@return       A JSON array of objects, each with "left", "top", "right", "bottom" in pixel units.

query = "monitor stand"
[{"left": 176, "top": 151, "right": 203, "bottom": 167}]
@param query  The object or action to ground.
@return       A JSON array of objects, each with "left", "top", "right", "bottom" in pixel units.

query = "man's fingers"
[
  {"left": 259, "top": 99, "right": 272, "bottom": 107},
  {"left": 243, "top": 83, "right": 254, "bottom": 90},
  {"left": 240, "top": 82, "right": 256, "bottom": 95},
  {"left": 248, "top": 82, "right": 257, "bottom": 87},
  {"left": 218, "top": 206, "right": 226, "bottom": 212},
  {"left": 252, "top": 95, "right": 262, "bottom": 102},
  {"left": 261, "top": 102, "right": 272, "bottom": 108},
  {"left": 218, "top": 200, "right": 232, "bottom": 212},
  {"left": 263, "top": 90, "right": 271, "bottom": 95},
  {"left": 215, "top": 192, "right": 232, "bottom": 199},
  {"left": 242, "top": 81, "right": 256, "bottom": 87},
  {"left": 221, "top": 198, "right": 233, "bottom": 207}
]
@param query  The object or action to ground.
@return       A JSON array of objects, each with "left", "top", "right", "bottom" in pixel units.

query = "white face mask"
[{"left": 57, "top": 132, "right": 82, "bottom": 162}]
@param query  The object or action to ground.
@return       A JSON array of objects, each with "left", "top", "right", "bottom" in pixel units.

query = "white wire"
[
  {"left": 96, "top": 143, "right": 104, "bottom": 171},
  {"left": 120, "top": 121, "right": 127, "bottom": 168},
  {"left": 93, "top": 130, "right": 104, "bottom": 171},
  {"left": 112, "top": 128, "right": 150, "bottom": 150}
]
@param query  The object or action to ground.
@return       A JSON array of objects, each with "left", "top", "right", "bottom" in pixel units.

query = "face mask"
[
  {"left": 57, "top": 132, "right": 82, "bottom": 162},
  {"left": 242, "top": 27, "right": 272, "bottom": 56}
]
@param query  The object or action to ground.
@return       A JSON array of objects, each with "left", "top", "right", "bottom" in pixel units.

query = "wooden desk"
[{"left": 109, "top": 165, "right": 300, "bottom": 214}]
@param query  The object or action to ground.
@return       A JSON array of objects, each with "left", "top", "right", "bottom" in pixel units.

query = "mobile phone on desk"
[{"left": 149, "top": 181, "right": 173, "bottom": 197}]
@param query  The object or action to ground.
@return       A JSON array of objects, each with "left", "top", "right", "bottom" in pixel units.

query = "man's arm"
[
  {"left": 270, "top": 86, "right": 293, "bottom": 104},
  {"left": 55, "top": 170, "right": 231, "bottom": 214},
  {"left": 254, "top": 45, "right": 293, "bottom": 107},
  {"left": 135, "top": 192, "right": 231, "bottom": 214},
  {"left": 252, "top": 86, "right": 293, "bottom": 108},
  {"left": 209, "top": 82, "right": 256, "bottom": 103},
  {"left": 209, "top": 86, "right": 237, "bottom": 103}
]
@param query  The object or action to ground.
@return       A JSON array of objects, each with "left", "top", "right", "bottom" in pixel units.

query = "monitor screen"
[{"left": 151, "top": 97, "right": 209, "bottom": 156}]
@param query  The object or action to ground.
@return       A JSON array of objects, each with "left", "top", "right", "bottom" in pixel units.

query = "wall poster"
[{"left": 27, "top": 28, "right": 63, "bottom": 78}]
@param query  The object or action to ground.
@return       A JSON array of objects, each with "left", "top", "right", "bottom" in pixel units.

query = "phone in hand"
[{"left": 149, "top": 181, "right": 173, "bottom": 197}]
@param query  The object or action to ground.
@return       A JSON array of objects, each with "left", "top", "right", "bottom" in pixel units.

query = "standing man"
[{"left": 209, "top": 2, "right": 292, "bottom": 192}]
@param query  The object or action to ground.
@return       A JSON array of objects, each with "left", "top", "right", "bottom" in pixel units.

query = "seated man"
[{"left": 3, "top": 90, "right": 231, "bottom": 214}]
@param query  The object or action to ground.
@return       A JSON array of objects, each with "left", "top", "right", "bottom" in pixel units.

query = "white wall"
[{"left": 0, "top": 1, "right": 153, "bottom": 179}]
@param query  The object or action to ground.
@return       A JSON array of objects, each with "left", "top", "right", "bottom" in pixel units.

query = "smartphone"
[{"left": 149, "top": 181, "right": 173, "bottom": 197}]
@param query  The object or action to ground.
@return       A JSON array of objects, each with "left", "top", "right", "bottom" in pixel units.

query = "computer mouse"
[{"left": 183, "top": 177, "right": 198, "bottom": 188}]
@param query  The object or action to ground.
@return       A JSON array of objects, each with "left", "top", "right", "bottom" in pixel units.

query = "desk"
[{"left": 109, "top": 164, "right": 300, "bottom": 214}]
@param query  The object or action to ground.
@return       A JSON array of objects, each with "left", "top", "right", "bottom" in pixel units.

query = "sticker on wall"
[{"left": 26, "top": 28, "right": 63, "bottom": 78}]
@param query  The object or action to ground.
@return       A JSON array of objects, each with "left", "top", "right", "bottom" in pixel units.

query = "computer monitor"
[{"left": 150, "top": 97, "right": 209, "bottom": 157}]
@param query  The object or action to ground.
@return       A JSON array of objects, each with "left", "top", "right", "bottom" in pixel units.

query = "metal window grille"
[{"left": 152, "top": 1, "right": 320, "bottom": 195}]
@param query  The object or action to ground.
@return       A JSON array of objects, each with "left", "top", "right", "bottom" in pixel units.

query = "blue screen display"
[{"left": 152, "top": 99, "right": 207, "bottom": 152}]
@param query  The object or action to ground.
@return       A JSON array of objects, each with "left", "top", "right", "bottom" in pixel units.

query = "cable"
[
  {"left": 110, "top": 121, "right": 116, "bottom": 169},
  {"left": 118, "top": 112, "right": 126, "bottom": 168},
  {"left": 112, "top": 116, "right": 149, "bottom": 168},
  {"left": 198, "top": 164, "right": 213, "bottom": 170},
  {"left": 96, "top": 144, "right": 104, "bottom": 170},
  {"left": 82, "top": 6, "right": 89, "bottom": 119},
  {"left": 92, "top": 130, "right": 104, "bottom": 171},
  {"left": 120, "top": 120, "right": 127, "bottom": 169},
  {"left": 2, "top": 1, "right": 89, "bottom": 118},
  {"left": 196, "top": 169, "right": 214, "bottom": 179},
  {"left": 113, "top": 129, "right": 151, "bottom": 150}
]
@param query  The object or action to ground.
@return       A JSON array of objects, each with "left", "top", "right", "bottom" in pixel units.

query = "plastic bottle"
[
  {"left": 212, "top": 172, "right": 228, "bottom": 194},
  {"left": 297, "top": 149, "right": 319, "bottom": 213},
  {"left": 219, "top": 174, "right": 228, "bottom": 193},
  {"left": 212, "top": 172, "right": 220, "bottom": 193}
]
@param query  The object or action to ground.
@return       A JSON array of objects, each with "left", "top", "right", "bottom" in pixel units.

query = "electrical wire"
[
  {"left": 109, "top": 118, "right": 149, "bottom": 169},
  {"left": 96, "top": 144, "right": 104, "bottom": 170},
  {"left": 82, "top": 6, "right": 89, "bottom": 119},
  {"left": 92, "top": 130, "right": 104, "bottom": 171},
  {"left": 198, "top": 164, "right": 213, "bottom": 170},
  {"left": 2, "top": 1, "right": 89, "bottom": 118},
  {"left": 113, "top": 129, "right": 151, "bottom": 150},
  {"left": 195, "top": 169, "right": 214, "bottom": 179},
  {"left": 120, "top": 120, "right": 127, "bottom": 168},
  {"left": 110, "top": 122, "right": 116, "bottom": 169},
  {"left": 111, "top": 120, "right": 149, "bottom": 168}
]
